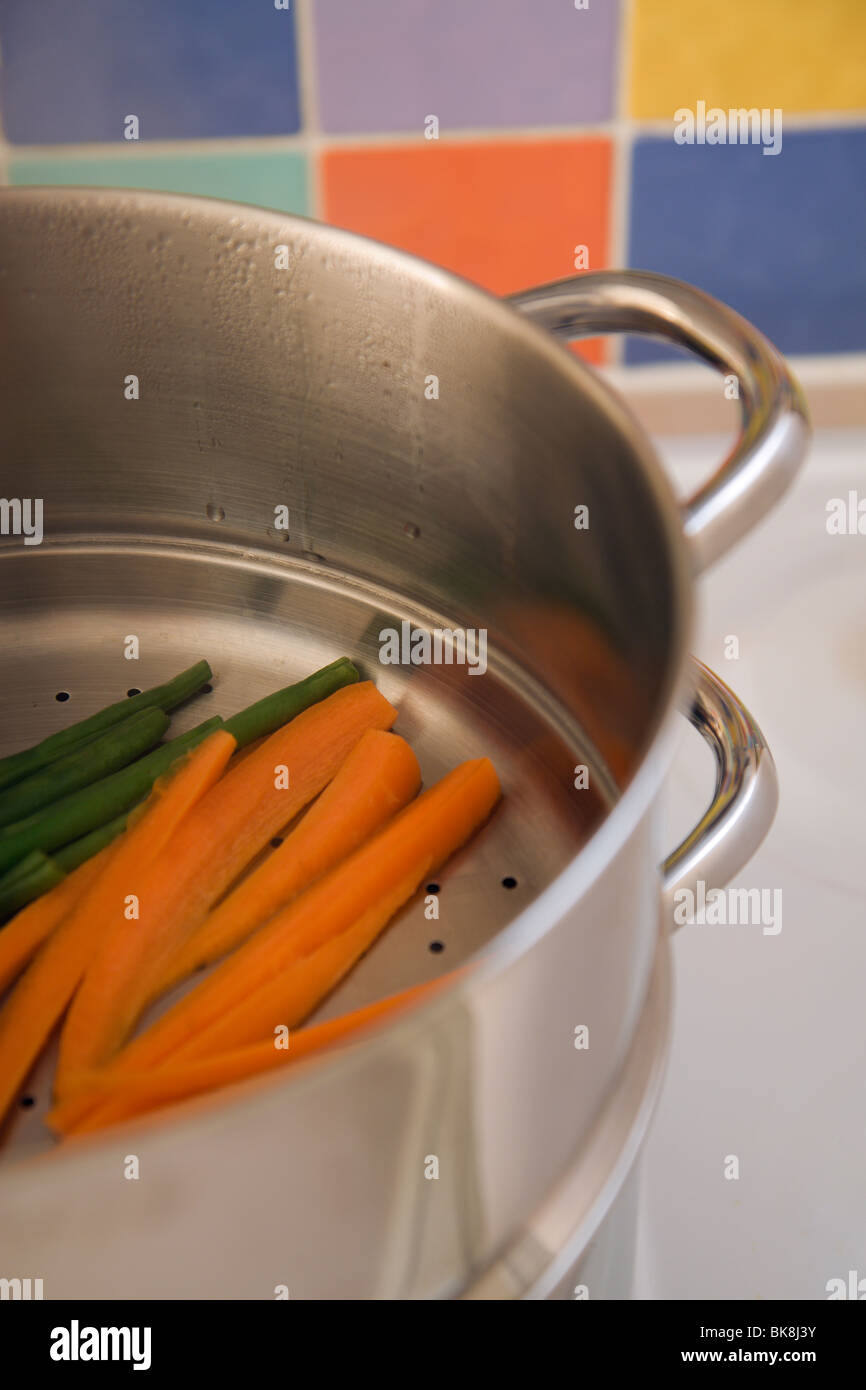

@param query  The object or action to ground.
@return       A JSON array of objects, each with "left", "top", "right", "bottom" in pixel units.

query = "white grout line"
[
  {"left": 606, "top": 0, "right": 637, "bottom": 367},
  {"left": 0, "top": 36, "right": 9, "bottom": 187},
  {"left": 293, "top": 0, "right": 321, "bottom": 217},
  {"left": 5, "top": 125, "right": 624, "bottom": 164},
  {"left": 5, "top": 108, "right": 866, "bottom": 166},
  {"left": 5, "top": 105, "right": 866, "bottom": 166},
  {"left": 629, "top": 107, "right": 866, "bottom": 135},
  {"left": 5, "top": 135, "right": 311, "bottom": 161},
  {"left": 603, "top": 351, "right": 866, "bottom": 389}
]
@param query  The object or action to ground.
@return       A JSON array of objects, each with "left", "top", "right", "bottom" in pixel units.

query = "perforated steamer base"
[{"left": 0, "top": 536, "right": 611, "bottom": 1160}]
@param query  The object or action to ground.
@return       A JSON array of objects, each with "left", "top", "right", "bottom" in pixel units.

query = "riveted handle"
[
  {"left": 509, "top": 269, "right": 810, "bottom": 571},
  {"left": 662, "top": 660, "right": 777, "bottom": 927}
]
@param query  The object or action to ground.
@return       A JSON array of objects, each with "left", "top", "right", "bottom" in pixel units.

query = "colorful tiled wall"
[{"left": 1, "top": 0, "right": 864, "bottom": 366}]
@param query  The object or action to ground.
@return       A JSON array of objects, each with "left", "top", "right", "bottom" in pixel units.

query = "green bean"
[
  {"left": 52, "top": 811, "right": 132, "bottom": 875},
  {"left": 0, "top": 851, "right": 65, "bottom": 922},
  {"left": 0, "top": 658, "right": 359, "bottom": 890},
  {"left": 0, "top": 847, "right": 47, "bottom": 888},
  {"left": 0, "top": 708, "right": 168, "bottom": 830},
  {"left": 223, "top": 658, "right": 359, "bottom": 748},
  {"left": 0, "top": 813, "right": 138, "bottom": 924},
  {"left": 0, "top": 659, "right": 212, "bottom": 792},
  {"left": 0, "top": 717, "right": 223, "bottom": 876}
]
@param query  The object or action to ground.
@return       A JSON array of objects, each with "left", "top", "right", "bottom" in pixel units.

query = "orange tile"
[{"left": 321, "top": 139, "right": 613, "bottom": 364}]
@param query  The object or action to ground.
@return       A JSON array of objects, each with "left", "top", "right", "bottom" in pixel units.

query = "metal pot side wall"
[{"left": 0, "top": 807, "right": 661, "bottom": 1299}]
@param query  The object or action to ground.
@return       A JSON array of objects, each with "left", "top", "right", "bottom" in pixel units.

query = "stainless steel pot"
[{"left": 0, "top": 189, "right": 808, "bottom": 1298}]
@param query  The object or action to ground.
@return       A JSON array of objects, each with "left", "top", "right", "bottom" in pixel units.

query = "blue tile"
[
  {"left": 0, "top": 0, "right": 300, "bottom": 143},
  {"left": 626, "top": 128, "right": 866, "bottom": 362}
]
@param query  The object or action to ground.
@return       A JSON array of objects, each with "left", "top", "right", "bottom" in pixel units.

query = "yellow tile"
[{"left": 629, "top": 0, "right": 866, "bottom": 116}]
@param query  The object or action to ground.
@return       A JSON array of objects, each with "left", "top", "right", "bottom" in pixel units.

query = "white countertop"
[{"left": 633, "top": 426, "right": 866, "bottom": 1300}]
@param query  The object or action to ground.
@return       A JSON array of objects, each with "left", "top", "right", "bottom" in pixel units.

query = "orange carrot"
[
  {"left": 157, "top": 730, "right": 421, "bottom": 994},
  {"left": 76, "top": 757, "right": 499, "bottom": 1087},
  {"left": 54, "top": 683, "right": 397, "bottom": 1096},
  {"left": 0, "top": 851, "right": 110, "bottom": 997},
  {"left": 179, "top": 871, "right": 430, "bottom": 1058},
  {"left": 49, "top": 982, "right": 437, "bottom": 1137},
  {"left": 0, "top": 730, "right": 236, "bottom": 1129}
]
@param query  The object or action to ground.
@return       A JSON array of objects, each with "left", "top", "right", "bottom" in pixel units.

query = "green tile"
[{"left": 8, "top": 149, "right": 309, "bottom": 215}]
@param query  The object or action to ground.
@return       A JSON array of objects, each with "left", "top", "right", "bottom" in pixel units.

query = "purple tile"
[{"left": 314, "top": 0, "right": 620, "bottom": 133}]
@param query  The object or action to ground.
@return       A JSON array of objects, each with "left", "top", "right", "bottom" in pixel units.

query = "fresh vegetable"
[
  {"left": 0, "top": 845, "right": 64, "bottom": 912},
  {"left": 0, "top": 848, "right": 53, "bottom": 888},
  {"left": 222, "top": 657, "right": 358, "bottom": 745},
  {"left": 0, "top": 707, "right": 168, "bottom": 829},
  {"left": 54, "top": 682, "right": 398, "bottom": 1092},
  {"left": 0, "top": 660, "right": 358, "bottom": 903},
  {"left": 0, "top": 852, "right": 65, "bottom": 921},
  {"left": 0, "top": 717, "right": 223, "bottom": 877},
  {"left": 75, "top": 757, "right": 499, "bottom": 1084},
  {"left": 0, "top": 851, "right": 110, "bottom": 997},
  {"left": 0, "top": 813, "right": 134, "bottom": 923},
  {"left": 49, "top": 983, "right": 435, "bottom": 1137},
  {"left": 0, "top": 652, "right": 503, "bottom": 1147},
  {"left": 53, "top": 811, "right": 132, "bottom": 875},
  {"left": 0, "top": 660, "right": 212, "bottom": 794},
  {"left": 157, "top": 728, "right": 421, "bottom": 995},
  {"left": 0, "top": 730, "right": 236, "bottom": 1129}
]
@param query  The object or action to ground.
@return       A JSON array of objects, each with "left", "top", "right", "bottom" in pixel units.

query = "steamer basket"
[{"left": 0, "top": 189, "right": 807, "bottom": 1298}]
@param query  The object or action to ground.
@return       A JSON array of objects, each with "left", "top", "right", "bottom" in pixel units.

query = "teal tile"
[{"left": 8, "top": 150, "right": 309, "bottom": 215}]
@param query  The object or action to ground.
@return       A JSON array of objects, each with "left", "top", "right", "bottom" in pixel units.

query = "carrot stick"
[
  {"left": 0, "top": 850, "right": 109, "bottom": 997},
  {"left": 49, "top": 982, "right": 438, "bottom": 1137},
  {"left": 75, "top": 758, "right": 499, "bottom": 1090},
  {"left": 53, "top": 683, "right": 397, "bottom": 1096},
  {"left": 179, "top": 869, "right": 430, "bottom": 1058},
  {"left": 157, "top": 730, "right": 422, "bottom": 994},
  {"left": 0, "top": 730, "right": 236, "bottom": 1130}
]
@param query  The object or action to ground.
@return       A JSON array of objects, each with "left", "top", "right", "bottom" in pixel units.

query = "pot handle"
[
  {"left": 662, "top": 660, "right": 777, "bottom": 929},
  {"left": 507, "top": 270, "right": 810, "bottom": 572}
]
